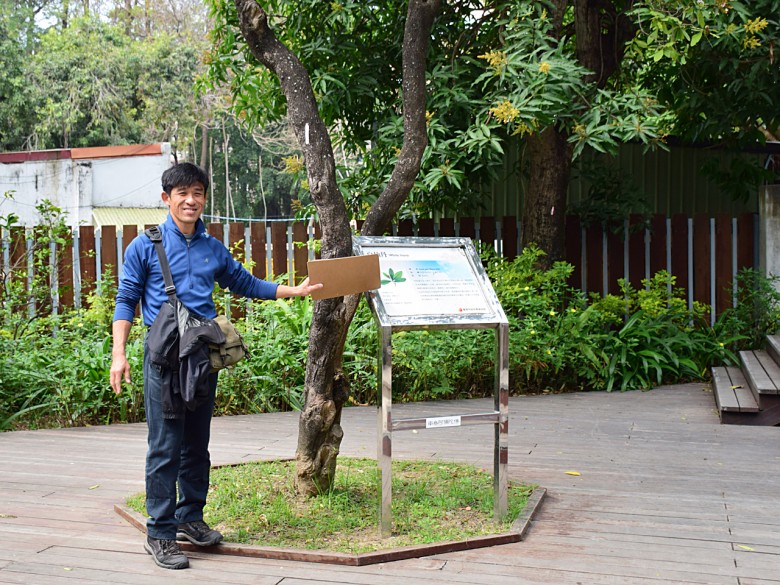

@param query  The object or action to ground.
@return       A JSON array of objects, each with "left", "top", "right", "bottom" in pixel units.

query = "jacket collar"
[{"left": 163, "top": 213, "right": 206, "bottom": 239}]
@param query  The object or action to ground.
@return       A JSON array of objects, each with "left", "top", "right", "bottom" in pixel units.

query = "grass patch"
[{"left": 126, "top": 458, "right": 535, "bottom": 554}]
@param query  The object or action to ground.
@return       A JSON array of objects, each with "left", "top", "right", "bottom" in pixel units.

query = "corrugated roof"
[{"left": 92, "top": 207, "right": 169, "bottom": 229}]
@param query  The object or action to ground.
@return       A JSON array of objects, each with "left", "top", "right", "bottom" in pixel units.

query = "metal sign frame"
[{"left": 354, "top": 236, "right": 509, "bottom": 536}]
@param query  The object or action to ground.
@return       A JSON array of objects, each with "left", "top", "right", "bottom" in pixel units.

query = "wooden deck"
[{"left": 2, "top": 382, "right": 780, "bottom": 584}]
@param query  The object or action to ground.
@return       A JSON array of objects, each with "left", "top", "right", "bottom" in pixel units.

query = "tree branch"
[
  {"left": 233, "top": 0, "right": 351, "bottom": 258},
  {"left": 361, "top": 0, "right": 441, "bottom": 236}
]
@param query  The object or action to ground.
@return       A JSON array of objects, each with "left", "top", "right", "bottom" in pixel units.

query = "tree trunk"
[
  {"left": 520, "top": 0, "right": 633, "bottom": 266},
  {"left": 521, "top": 127, "right": 572, "bottom": 268},
  {"left": 518, "top": 0, "right": 569, "bottom": 267},
  {"left": 199, "top": 124, "right": 209, "bottom": 170},
  {"left": 233, "top": 0, "right": 439, "bottom": 496},
  {"left": 124, "top": 0, "right": 132, "bottom": 35},
  {"left": 574, "top": 0, "right": 634, "bottom": 87}
]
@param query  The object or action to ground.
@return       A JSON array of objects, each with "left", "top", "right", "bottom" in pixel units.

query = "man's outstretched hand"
[{"left": 276, "top": 277, "right": 324, "bottom": 299}]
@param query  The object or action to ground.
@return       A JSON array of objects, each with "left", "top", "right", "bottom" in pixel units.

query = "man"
[{"left": 110, "top": 162, "right": 321, "bottom": 570}]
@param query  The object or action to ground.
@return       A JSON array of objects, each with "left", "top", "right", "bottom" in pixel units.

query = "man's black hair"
[{"left": 161, "top": 162, "right": 209, "bottom": 194}]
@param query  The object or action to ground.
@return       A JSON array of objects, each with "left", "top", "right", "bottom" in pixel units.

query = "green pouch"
[{"left": 209, "top": 315, "right": 250, "bottom": 371}]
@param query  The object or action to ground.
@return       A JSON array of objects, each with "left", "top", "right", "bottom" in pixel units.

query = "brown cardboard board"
[{"left": 307, "top": 254, "right": 381, "bottom": 300}]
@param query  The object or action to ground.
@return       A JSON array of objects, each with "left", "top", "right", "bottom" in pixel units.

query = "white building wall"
[
  {"left": 89, "top": 147, "right": 170, "bottom": 208},
  {"left": 0, "top": 143, "right": 171, "bottom": 227},
  {"left": 0, "top": 159, "right": 73, "bottom": 226}
]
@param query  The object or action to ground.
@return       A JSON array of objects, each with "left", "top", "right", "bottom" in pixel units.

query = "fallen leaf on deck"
[
  {"left": 736, "top": 545, "right": 754, "bottom": 551},
  {"left": 565, "top": 471, "right": 581, "bottom": 476}
]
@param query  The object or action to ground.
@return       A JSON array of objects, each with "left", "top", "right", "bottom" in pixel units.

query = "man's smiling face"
[{"left": 162, "top": 183, "right": 206, "bottom": 234}]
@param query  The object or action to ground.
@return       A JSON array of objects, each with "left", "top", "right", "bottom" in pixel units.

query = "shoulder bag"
[{"left": 145, "top": 226, "right": 249, "bottom": 372}]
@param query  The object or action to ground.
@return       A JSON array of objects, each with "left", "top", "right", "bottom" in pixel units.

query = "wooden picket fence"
[{"left": 1, "top": 213, "right": 758, "bottom": 321}]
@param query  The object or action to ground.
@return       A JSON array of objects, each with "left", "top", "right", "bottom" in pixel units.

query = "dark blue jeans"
[{"left": 143, "top": 343, "right": 218, "bottom": 540}]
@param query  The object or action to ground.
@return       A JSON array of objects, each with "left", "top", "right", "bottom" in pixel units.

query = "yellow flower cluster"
[
  {"left": 745, "top": 17, "right": 768, "bottom": 34},
  {"left": 539, "top": 61, "right": 551, "bottom": 74},
  {"left": 743, "top": 17, "right": 768, "bottom": 50},
  {"left": 511, "top": 121, "right": 533, "bottom": 137},
  {"left": 478, "top": 50, "right": 508, "bottom": 75},
  {"left": 282, "top": 155, "right": 304, "bottom": 174},
  {"left": 490, "top": 99, "right": 519, "bottom": 124}
]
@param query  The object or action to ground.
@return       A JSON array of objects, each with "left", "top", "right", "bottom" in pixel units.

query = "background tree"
[
  {"left": 205, "top": 1, "right": 669, "bottom": 267},
  {"left": 631, "top": 1, "right": 780, "bottom": 144},
  {"left": 0, "top": 0, "right": 217, "bottom": 156},
  {"left": 207, "top": 115, "right": 303, "bottom": 220},
  {"left": 205, "top": 1, "right": 505, "bottom": 220},
  {"left": 0, "top": 2, "right": 37, "bottom": 150}
]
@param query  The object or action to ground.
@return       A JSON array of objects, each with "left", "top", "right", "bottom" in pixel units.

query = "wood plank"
[
  {"left": 765, "top": 335, "right": 780, "bottom": 367},
  {"left": 418, "top": 218, "right": 434, "bottom": 237},
  {"left": 100, "top": 224, "right": 117, "bottom": 286},
  {"left": 397, "top": 219, "right": 414, "bottom": 236},
  {"left": 228, "top": 222, "right": 245, "bottom": 258},
  {"left": 628, "top": 215, "right": 646, "bottom": 290},
  {"left": 712, "top": 367, "right": 741, "bottom": 412},
  {"left": 648, "top": 214, "right": 666, "bottom": 277},
  {"left": 715, "top": 213, "right": 733, "bottom": 315},
  {"left": 736, "top": 213, "right": 755, "bottom": 272},
  {"left": 740, "top": 350, "right": 779, "bottom": 394},
  {"left": 502, "top": 216, "right": 518, "bottom": 260},
  {"left": 249, "top": 222, "right": 267, "bottom": 279},
  {"left": 291, "top": 221, "right": 308, "bottom": 279},
  {"left": 458, "top": 217, "right": 475, "bottom": 238},
  {"left": 564, "top": 215, "right": 581, "bottom": 290},
  {"left": 753, "top": 351, "right": 780, "bottom": 395},
  {"left": 438, "top": 218, "right": 455, "bottom": 237},
  {"left": 605, "top": 228, "right": 623, "bottom": 296},
  {"left": 693, "top": 214, "right": 710, "bottom": 306},
  {"left": 270, "top": 221, "right": 287, "bottom": 278},
  {"left": 2, "top": 386, "right": 780, "bottom": 584},
  {"left": 58, "top": 231, "right": 74, "bottom": 309},
  {"left": 670, "top": 214, "right": 689, "bottom": 294},
  {"left": 585, "top": 224, "right": 603, "bottom": 296},
  {"left": 479, "top": 216, "right": 496, "bottom": 251},
  {"left": 78, "top": 225, "right": 96, "bottom": 299}
]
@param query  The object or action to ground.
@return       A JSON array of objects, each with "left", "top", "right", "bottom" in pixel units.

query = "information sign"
[
  {"left": 354, "top": 236, "right": 506, "bottom": 329},
  {"left": 358, "top": 245, "right": 491, "bottom": 317},
  {"left": 354, "top": 236, "right": 510, "bottom": 536}
]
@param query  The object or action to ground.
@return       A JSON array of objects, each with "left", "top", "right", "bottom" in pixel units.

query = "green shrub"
[
  {"left": 486, "top": 247, "right": 740, "bottom": 392},
  {"left": 714, "top": 268, "right": 780, "bottom": 351},
  {"left": 0, "top": 244, "right": 774, "bottom": 431}
]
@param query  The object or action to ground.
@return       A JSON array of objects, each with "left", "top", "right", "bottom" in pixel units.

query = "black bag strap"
[{"left": 144, "top": 225, "right": 176, "bottom": 299}]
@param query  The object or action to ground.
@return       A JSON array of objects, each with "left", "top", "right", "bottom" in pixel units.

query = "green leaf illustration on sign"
[{"left": 381, "top": 268, "right": 407, "bottom": 285}]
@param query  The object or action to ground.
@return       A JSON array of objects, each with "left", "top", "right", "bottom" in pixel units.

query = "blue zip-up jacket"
[{"left": 113, "top": 214, "right": 278, "bottom": 326}]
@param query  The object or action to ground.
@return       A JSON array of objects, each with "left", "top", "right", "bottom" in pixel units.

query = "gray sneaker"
[
  {"left": 176, "top": 520, "right": 223, "bottom": 546},
  {"left": 144, "top": 536, "right": 189, "bottom": 570}
]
